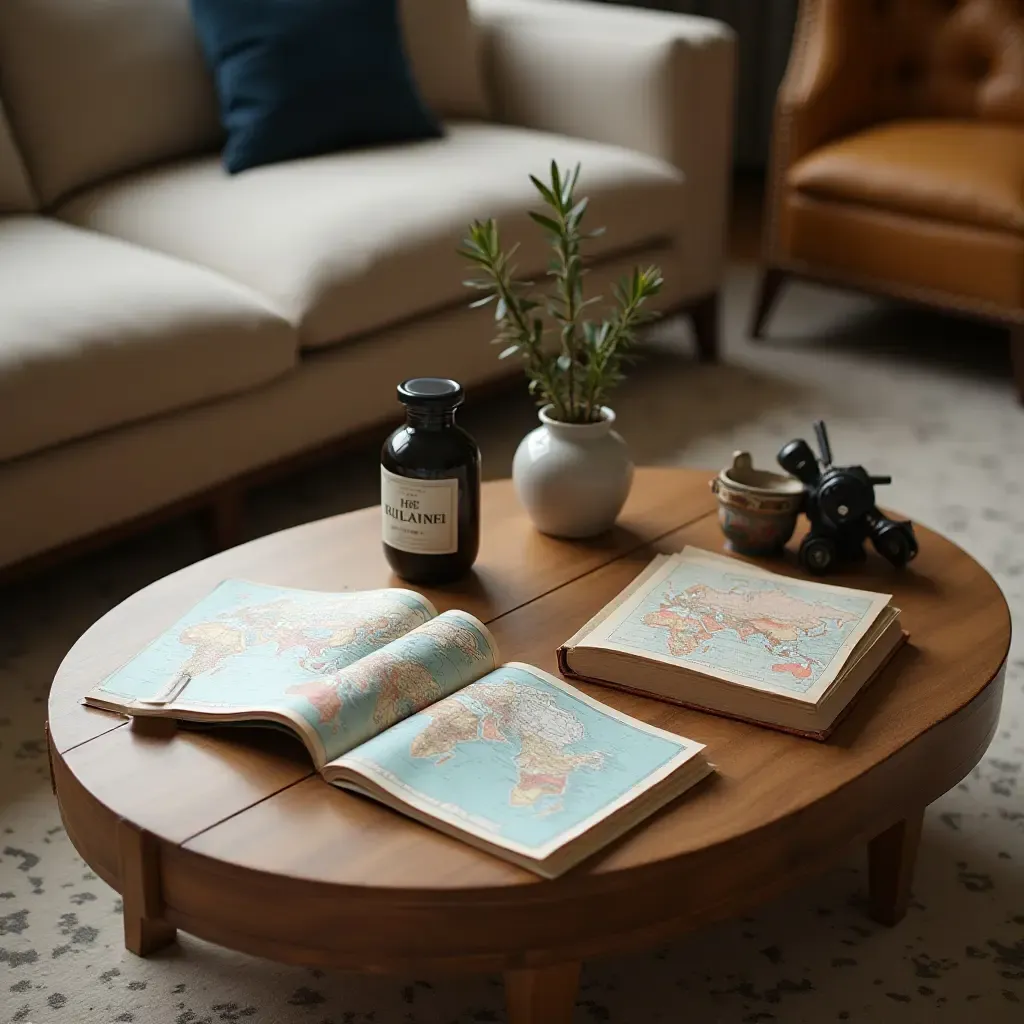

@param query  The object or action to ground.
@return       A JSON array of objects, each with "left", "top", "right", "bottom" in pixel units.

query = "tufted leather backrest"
[{"left": 864, "top": 0, "right": 1024, "bottom": 123}]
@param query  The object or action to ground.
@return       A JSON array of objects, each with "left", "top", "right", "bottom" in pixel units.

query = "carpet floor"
[{"left": 2, "top": 265, "right": 1021, "bottom": 1024}]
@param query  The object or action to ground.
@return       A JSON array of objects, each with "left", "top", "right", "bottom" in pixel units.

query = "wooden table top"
[{"left": 48, "top": 468, "right": 1011, "bottom": 972}]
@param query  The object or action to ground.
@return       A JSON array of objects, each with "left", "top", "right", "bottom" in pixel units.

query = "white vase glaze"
[{"left": 512, "top": 405, "right": 634, "bottom": 538}]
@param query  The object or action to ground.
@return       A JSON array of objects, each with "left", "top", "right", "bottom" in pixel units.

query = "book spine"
[{"left": 556, "top": 645, "right": 573, "bottom": 678}]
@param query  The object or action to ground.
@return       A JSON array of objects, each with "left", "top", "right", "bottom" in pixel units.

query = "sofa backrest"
[
  {"left": 0, "top": 0, "right": 223, "bottom": 207},
  {"left": 402, "top": 0, "right": 490, "bottom": 120},
  {"left": 0, "top": 101, "right": 35, "bottom": 213},
  {"left": 0, "top": 0, "right": 490, "bottom": 208}
]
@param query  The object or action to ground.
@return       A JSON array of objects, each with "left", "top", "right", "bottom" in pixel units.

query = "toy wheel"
[
  {"left": 799, "top": 535, "right": 837, "bottom": 575},
  {"left": 872, "top": 520, "right": 918, "bottom": 568}
]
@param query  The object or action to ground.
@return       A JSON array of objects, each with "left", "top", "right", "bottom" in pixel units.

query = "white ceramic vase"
[{"left": 512, "top": 405, "right": 634, "bottom": 538}]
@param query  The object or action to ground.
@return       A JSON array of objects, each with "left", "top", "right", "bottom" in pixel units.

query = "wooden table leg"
[
  {"left": 868, "top": 810, "right": 924, "bottom": 926},
  {"left": 124, "top": 915, "right": 177, "bottom": 958},
  {"left": 505, "top": 962, "right": 581, "bottom": 1024},
  {"left": 118, "top": 821, "right": 177, "bottom": 957}
]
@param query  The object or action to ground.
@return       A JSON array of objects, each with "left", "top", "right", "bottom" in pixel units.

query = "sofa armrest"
[{"left": 471, "top": 0, "right": 737, "bottom": 299}]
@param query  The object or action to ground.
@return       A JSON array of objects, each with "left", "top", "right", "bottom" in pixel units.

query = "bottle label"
[{"left": 381, "top": 466, "right": 459, "bottom": 555}]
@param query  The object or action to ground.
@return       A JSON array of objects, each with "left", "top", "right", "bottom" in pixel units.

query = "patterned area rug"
[{"left": 2, "top": 265, "right": 1022, "bottom": 1023}]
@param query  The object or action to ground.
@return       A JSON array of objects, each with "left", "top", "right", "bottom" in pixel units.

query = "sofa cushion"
[
  {"left": 0, "top": 216, "right": 296, "bottom": 462},
  {"left": 0, "top": 0, "right": 488, "bottom": 207},
  {"left": 789, "top": 121, "right": 1024, "bottom": 235},
  {"left": 191, "top": 0, "right": 442, "bottom": 175},
  {"left": 0, "top": 101, "right": 36, "bottom": 213},
  {"left": 0, "top": 243, "right": 684, "bottom": 570},
  {"left": 59, "top": 124, "right": 685, "bottom": 350},
  {"left": 0, "top": 0, "right": 223, "bottom": 208}
]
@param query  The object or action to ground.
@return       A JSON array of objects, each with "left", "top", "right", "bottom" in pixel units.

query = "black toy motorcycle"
[{"left": 778, "top": 422, "right": 919, "bottom": 575}]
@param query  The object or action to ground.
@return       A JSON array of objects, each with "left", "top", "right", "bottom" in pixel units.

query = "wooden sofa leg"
[
  {"left": 686, "top": 291, "right": 720, "bottom": 363},
  {"left": 750, "top": 268, "right": 787, "bottom": 340},
  {"left": 1011, "top": 325, "right": 1024, "bottom": 404},
  {"left": 207, "top": 485, "right": 245, "bottom": 552}
]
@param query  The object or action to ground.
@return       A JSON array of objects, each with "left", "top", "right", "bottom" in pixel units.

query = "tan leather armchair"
[{"left": 752, "top": 0, "right": 1024, "bottom": 401}]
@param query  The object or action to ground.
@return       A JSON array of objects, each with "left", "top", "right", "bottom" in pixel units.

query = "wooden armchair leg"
[
  {"left": 687, "top": 291, "right": 720, "bottom": 363},
  {"left": 1011, "top": 325, "right": 1024, "bottom": 404},
  {"left": 750, "top": 269, "right": 788, "bottom": 340}
]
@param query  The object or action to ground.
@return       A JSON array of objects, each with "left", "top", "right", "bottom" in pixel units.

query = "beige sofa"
[{"left": 0, "top": 0, "right": 736, "bottom": 575}]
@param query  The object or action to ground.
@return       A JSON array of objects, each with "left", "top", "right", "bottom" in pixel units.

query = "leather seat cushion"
[
  {"left": 781, "top": 194, "right": 1024, "bottom": 311},
  {"left": 59, "top": 123, "right": 685, "bottom": 351},
  {"left": 0, "top": 216, "right": 296, "bottom": 462},
  {"left": 788, "top": 121, "right": 1024, "bottom": 234}
]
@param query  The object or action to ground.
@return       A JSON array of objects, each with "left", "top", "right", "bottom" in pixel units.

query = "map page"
[
  {"left": 86, "top": 579, "right": 478, "bottom": 764},
  {"left": 578, "top": 548, "right": 892, "bottom": 702},
  {"left": 294, "top": 609, "right": 500, "bottom": 760},
  {"left": 334, "top": 663, "right": 705, "bottom": 863}
]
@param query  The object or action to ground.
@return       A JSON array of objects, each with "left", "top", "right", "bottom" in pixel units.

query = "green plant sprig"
[{"left": 459, "top": 161, "right": 663, "bottom": 424}]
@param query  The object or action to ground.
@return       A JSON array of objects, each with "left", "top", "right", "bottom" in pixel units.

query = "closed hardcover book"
[{"left": 558, "top": 548, "right": 908, "bottom": 740}]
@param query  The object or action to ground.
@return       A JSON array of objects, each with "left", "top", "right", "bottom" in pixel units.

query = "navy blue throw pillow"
[{"left": 190, "top": 0, "right": 443, "bottom": 174}]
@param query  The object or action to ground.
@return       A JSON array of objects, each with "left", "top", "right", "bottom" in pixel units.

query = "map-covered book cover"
[
  {"left": 85, "top": 581, "right": 711, "bottom": 878},
  {"left": 559, "top": 548, "right": 905, "bottom": 739}
]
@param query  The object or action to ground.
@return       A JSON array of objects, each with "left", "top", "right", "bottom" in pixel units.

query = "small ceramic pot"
[
  {"left": 513, "top": 405, "right": 633, "bottom": 538},
  {"left": 710, "top": 451, "right": 804, "bottom": 554}
]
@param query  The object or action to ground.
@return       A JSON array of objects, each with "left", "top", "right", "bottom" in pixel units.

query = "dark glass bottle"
[{"left": 381, "top": 378, "right": 480, "bottom": 585}]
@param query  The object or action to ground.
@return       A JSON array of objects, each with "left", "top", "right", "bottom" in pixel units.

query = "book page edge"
[{"left": 82, "top": 696, "right": 329, "bottom": 768}]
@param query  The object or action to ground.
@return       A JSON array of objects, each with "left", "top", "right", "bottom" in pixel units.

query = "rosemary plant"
[{"left": 459, "top": 162, "right": 663, "bottom": 424}]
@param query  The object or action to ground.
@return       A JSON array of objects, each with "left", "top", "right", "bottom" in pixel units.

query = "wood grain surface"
[
  {"left": 47, "top": 469, "right": 1010, "bottom": 1022},
  {"left": 48, "top": 470, "right": 714, "bottom": 754}
]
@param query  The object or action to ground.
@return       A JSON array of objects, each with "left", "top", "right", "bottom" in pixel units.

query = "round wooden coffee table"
[{"left": 47, "top": 469, "right": 1010, "bottom": 1023}]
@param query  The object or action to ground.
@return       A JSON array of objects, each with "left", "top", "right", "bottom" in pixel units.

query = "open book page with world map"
[
  {"left": 85, "top": 580, "right": 498, "bottom": 765},
  {"left": 571, "top": 549, "right": 893, "bottom": 703},
  {"left": 326, "top": 664, "right": 710, "bottom": 876},
  {"left": 85, "top": 581, "right": 711, "bottom": 876}
]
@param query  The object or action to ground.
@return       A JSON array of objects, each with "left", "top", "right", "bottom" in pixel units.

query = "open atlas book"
[
  {"left": 85, "top": 581, "right": 711, "bottom": 878},
  {"left": 559, "top": 547, "right": 908, "bottom": 740}
]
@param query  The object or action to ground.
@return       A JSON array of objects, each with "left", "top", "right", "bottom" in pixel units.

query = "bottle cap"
[{"left": 397, "top": 378, "right": 464, "bottom": 408}]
